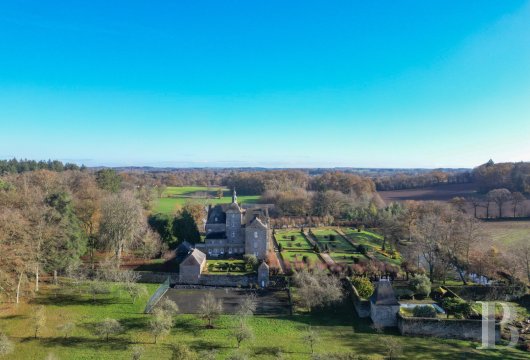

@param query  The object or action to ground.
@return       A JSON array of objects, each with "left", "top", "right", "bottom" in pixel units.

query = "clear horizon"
[{"left": 1, "top": 1, "right": 530, "bottom": 168}]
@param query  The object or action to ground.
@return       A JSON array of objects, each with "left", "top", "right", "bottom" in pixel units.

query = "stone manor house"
[{"left": 195, "top": 189, "right": 271, "bottom": 260}]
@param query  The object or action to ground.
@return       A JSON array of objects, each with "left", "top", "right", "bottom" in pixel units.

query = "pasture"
[
  {"left": 482, "top": 220, "right": 530, "bottom": 247},
  {"left": 0, "top": 283, "right": 526, "bottom": 359},
  {"left": 153, "top": 186, "right": 261, "bottom": 214}
]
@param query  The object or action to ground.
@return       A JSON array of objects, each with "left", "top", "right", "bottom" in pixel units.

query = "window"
[
  {"left": 254, "top": 242, "right": 258, "bottom": 249},
  {"left": 254, "top": 231, "right": 258, "bottom": 238}
]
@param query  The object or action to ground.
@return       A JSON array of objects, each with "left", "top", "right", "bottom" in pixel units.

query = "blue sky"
[{"left": 1, "top": 1, "right": 529, "bottom": 168}]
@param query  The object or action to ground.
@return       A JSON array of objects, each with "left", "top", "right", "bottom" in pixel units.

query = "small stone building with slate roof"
[
  {"left": 195, "top": 189, "right": 271, "bottom": 260},
  {"left": 258, "top": 261, "right": 270, "bottom": 288},
  {"left": 179, "top": 249, "right": 207, "bottom": 284},
  {"left": 370, "top": 279, "right": 401, "bottom": 327}
]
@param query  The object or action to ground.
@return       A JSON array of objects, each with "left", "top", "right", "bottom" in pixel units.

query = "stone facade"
[
  {"left": 258, "top": 262, "right": 270, "bottom": 288},
  {"left": 196, "top": 189, "right": 271, "bottom": 260},
  {"left": 369, "top": 279, "right": 400, "bottom": 327},
  {"left": 179, "top": 249, "right": 207, "bottom": 284}
]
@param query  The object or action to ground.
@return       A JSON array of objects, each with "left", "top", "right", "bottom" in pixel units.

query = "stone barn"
[
  {"left": 179, "top": 249, "right": 207, "bottom": 284},
  {"left": 370, "top": 279, "right": 400, "bottom": 327}
]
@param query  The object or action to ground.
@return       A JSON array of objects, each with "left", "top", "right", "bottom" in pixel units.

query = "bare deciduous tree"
[{"left": 198, "top": 292, "right": 223, "bottom": 328}]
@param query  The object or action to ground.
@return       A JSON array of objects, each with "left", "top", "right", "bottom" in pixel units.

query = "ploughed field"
[
  {"left": 378, "top": 182, "right": 478, "bottom": 202},
  {"left": 153, "top": 186, "right": 261, "bottom": 214},
  {"left": 161, "top": 288, "right": 291, "bottom": 315}
]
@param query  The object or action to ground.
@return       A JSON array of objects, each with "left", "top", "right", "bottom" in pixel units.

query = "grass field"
[
  {"left": 482, "top": 220, "right": 530, "bottom": 248},
  {"left": 153, "top": 186, "right": 261, "bottom": 214},
  {"left": 0, "top": 283, "right": 527, "bottom": 359}
]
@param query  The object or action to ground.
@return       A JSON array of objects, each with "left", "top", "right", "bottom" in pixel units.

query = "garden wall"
[
  {"left": 347, "top": 282, "right": 371, "bottom": 318},
  {"left": 135, "top": 271, "right": 179, "bottom": 284},
  {"left": 397, "top": 313, "right": 500, "bottom": 342},
  {"left": 134, "top": 271, "right": 267, "bottom": 288},
  {"left": 197, "top": 274, "right": 257, "bottom": 287},
  {"left": 445, "top": 285, "right": 525, "bottom": 301}
]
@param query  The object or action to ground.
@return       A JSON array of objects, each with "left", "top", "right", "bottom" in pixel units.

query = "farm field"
[
  {"left": 0, "top": 283, "right": 526, "bottom": 360},
  {"left": 482, "top": 220, "right": 530, "bottom": 248},
  {"left": 378, "top": 182, "right": 479, "bottom": 202},
  {"left": 153, "top": 186, "right": 261, "bottom": 214}
]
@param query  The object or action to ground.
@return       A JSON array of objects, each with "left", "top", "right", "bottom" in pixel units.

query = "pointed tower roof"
[{"left": 232, "top": 188, "right": 237, "bottom": 204}]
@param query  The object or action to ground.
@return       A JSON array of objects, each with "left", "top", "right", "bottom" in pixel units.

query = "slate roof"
[
  {"left": 206, "top": 205, "right": 226, "bottom": 224},
  {"left": 370, "top": 280, "right": 399, "bottom": 305},
  {"left": 247, "top": 216, "right": 267, "bottom": 229},
  {"left": 205, "top": 231, "right": 227, "bottom": 240},
  {"left": 180, "top": 249, "right": 206, "bottom": 267},
  {"left": 176, "top": 241, "right": 193, "bottom": 255}
]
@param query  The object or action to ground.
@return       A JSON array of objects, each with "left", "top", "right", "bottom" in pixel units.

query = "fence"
[{"left": 144, "top": 277, "right": 170, "bottom": 313}]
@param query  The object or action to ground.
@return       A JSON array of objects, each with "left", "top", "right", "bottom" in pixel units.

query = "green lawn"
[
  {"left": 341, "top": 228, "right": 401, "bottom": 266},
  {"left": 153, "top": 186, "right": 261, "bottom": 214},
  {"left": 206, "top": 259, "right": 253, "bottom": 275},
  {"left": 312, "top": 228, "right": 355, "bottom": 253},
  {"left": 275, "top": 230, "right": 313, "bottom": 250},
  {"left": 0, "top": 283, "right": 527, "bottom": 359}
]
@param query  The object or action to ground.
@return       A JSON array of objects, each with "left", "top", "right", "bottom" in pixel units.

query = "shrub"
[
  {"left": 412, "top": 305, "right": 437, "bottom": 318},
  {"left": 351, "top": 277, "right": 374, "bottom": 299},
  {"left": 329, "top": 234, "right": 336, "bottom": 241},
  {"left": 357, "top": 245, "right": 368, "bottom": 255},
  {"left": 409, "top": 274, "right": 431, "bottom": 298},
  {"left": 278, "top": 243, "right": 283, "bottom": 252},
  {"left": 442, "top": 297, "right": 473, "bottom": 319}
]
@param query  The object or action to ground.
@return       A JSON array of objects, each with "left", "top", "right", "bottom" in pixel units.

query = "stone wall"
[
  {"left": 198, "top": 274, "right": 257, "bottom": 287},
  {"left": 348, "top": 282, "right": 371, "bottom": 318},
  {"left": 371, "top": 303, "right": 400, "bottom": 327},
  {"left": 135, "top": 271, "right": 179, "bottom": 284},
  {"left": 397, "top": 313, "right": 500, "bottom": 342}
]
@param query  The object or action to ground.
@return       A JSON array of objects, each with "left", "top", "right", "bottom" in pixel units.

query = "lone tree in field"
[
  {"left": 32, "top": 306, "right": 46, "bottom": 339},
  {"left": 293, "top": 269, "right": 343, "bottom": 311},
  {"left": 233, "top": 320, "right": 253, "bottom": 348},
  {"left": 0, "top": 332, "right": 14, "bottom": 357},
  {"left": 487, "top": 188, "right": 512, "bottom": 218},
  {"left": 198, "top": 292, "right": 223, "bottom": 328},
  {"left": 170, "top": 343, "right": 198, "bottom": 360},
  {"left": 57, "top": 319, "right": 76, "bottom": 338},
  {"left": 125, "top": 283, "right": 148, "bottom": 304},
  {"left": 96, "top": 318, "right": 123, "bottom": 342},
  {"left": 302, "top": 327, "right": 319, "bottom": 354},
  {"left": 148, "top": 308, "right": 174, "bottom": 344}
]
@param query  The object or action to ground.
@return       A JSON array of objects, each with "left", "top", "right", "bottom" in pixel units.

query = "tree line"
[
  {"left": 0, "top": 168, "right": 163, "bottom": 304},
  {"left": 472, "top": 159, "right": 530, "bottom": 194},
  {"left": 0, "top": 158, "right": 83, "bottom": 174}
]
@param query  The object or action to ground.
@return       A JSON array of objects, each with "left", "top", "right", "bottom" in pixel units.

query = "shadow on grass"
[
  {"left": 30, "top": 294, "right": 124, "bottom": 307},
  {"left": 21, "top": 336, "right": 133, "bottom": 351}
]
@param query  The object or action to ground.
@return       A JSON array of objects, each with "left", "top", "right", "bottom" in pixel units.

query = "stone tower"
[{"left": 225, "top": 188, "right": 242, "bottom": 242}]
